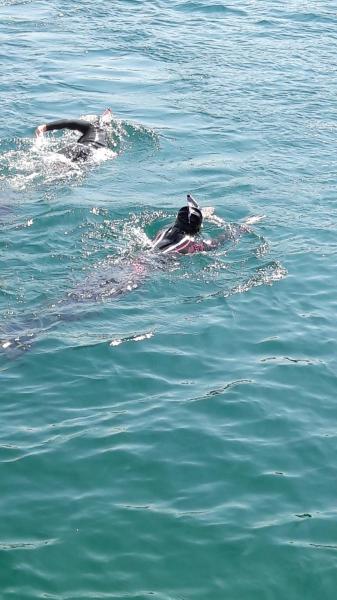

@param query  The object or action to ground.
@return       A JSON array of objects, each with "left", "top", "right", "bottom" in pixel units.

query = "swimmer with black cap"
[
  {"left": 151, "top": 194, "right": 264, "bottom": 254},
  {"left": 152, "top": 195, "right": 205, "bottom": 254},
  {"left": 35, "top": 108, "right": 113, "bottom": 161}
]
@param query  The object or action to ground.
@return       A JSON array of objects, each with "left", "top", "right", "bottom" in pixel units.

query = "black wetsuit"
[{"left": 44, "top": 119, "right": 109, "bottom": 161}]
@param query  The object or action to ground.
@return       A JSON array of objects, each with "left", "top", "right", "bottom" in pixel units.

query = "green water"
[{"left": 1, "top": 1, "right": 337, "bottom": 598}]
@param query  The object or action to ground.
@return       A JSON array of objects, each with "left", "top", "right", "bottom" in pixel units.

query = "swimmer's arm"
[
  {"left": 201, "top": 209, "right": 265, "bottom": 251},
  {"left": 207, "top": 225, "right": 250, "bottom": 249},
  {"left": 180, "top": 239, "right": 218, "bottom": 254},
  {"left": 35, "top": 119, "right": 92, "bottom": 136},
  {"left": 208, "top": 216, "right": 265, "bottom": 249},
  {"left": 179, "top": 229, "right": 246, "bottom": 254},
  {"left": 184, "top": 225, "right": 249, "bottom": 254},
  {"left": 182, "top": 238, "right": 227, "bottom": 253}
]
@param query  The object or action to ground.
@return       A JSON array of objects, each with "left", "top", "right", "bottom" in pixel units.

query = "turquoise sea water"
[{"left": 1, "top": 0, "right": 337, "bottom": 597}]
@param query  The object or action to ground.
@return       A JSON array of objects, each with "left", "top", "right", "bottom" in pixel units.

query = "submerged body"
[{"left": 0, "top": 196, "right": 263, "bottom": 355}]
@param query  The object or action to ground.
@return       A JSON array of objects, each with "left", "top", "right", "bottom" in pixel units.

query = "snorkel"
[{"left": 187, "top": 193, "right": 200, "bottom": 210}]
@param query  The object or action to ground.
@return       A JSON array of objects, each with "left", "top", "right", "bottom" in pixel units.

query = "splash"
[
  {"left": 0, "top": 115, "right": 158, "bottom": 192},
  {"left": 190, "top": 260, "right": 287, "bottom": 304},
  {"left": 228, "top": 261, "right": 288, "bottom": 296}
]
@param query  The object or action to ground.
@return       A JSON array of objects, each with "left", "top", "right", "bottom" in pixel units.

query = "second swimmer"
[{"left": 35, "top": 108, "right": 113, "bottom": 162}]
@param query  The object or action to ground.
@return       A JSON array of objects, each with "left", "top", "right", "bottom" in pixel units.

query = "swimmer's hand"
[
  {"left": 100, "top": 108, "right": 113, "bottom": 127},
  {"left": 243, "top": 214, "right": 265, "bottom": 226},
  {"left": 35, "top": 124, "right": 47, "bottom": 137},
  {"left": 201, "top": 207, "right": 215, "bottom": 219},
  {"left": 202, "top": 207, "right": 226, "bottom": 226},
  {"left": 239, "top": 214, "right": 266, "bottom": 234}
]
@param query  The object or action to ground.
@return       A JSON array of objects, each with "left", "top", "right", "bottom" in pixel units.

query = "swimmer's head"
[{"left": 175, "top": 205, "right": 203, "bottom": 235}]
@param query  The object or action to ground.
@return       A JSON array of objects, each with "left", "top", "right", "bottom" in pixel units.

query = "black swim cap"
[{"left": 175, "top": 205, "right": 203, "bottom": 234}]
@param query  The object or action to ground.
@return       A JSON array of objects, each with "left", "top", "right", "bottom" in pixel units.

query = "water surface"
[{"left": 1, "top": 1, "right": 337, "bottom": 598}]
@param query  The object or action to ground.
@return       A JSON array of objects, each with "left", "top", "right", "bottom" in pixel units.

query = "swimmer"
[
  {"left": 0, "top": 196, "right": 264, "bottom": 355},
  {"left": 35, "top": 108, "right": 113, "bottom": 161},
  {"left": 151, "top": 194, "right": 261, "bottom": 254}
]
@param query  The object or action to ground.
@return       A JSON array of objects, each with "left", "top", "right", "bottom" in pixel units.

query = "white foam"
[{"left": 110, "top": 331, "right": 154, "bottom": 347}]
